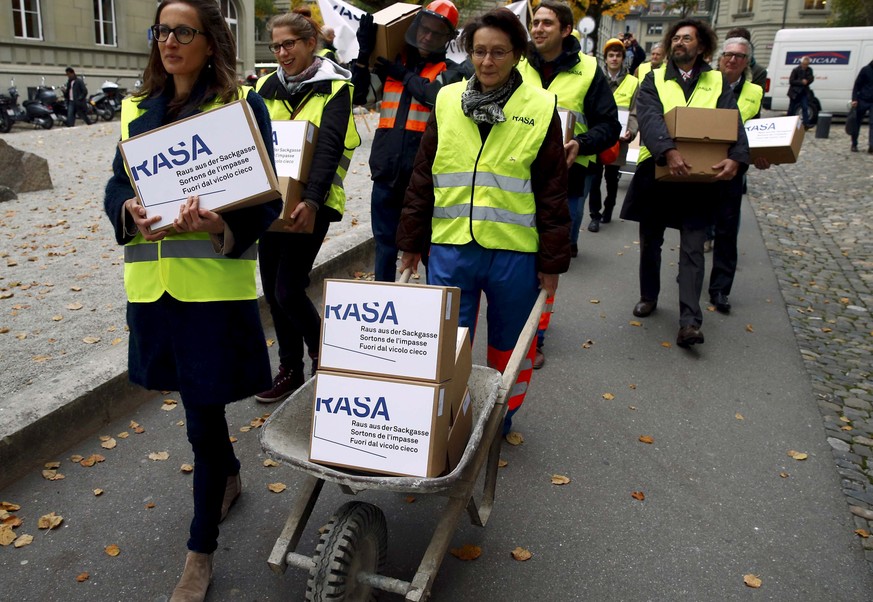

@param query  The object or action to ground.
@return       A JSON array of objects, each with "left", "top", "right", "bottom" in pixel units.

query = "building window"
[
  {"left": 738, "top": 0, "right": 753, "bottom": 12},
  {"left": 94, "top": 0, "right": 116, "bottom": 46},
  {"left": 647, "top": 23, "right": 663, "bottom": 35},
  {"left": 221, "top": 0, "right": 239, "bottom": 57},
  {"left": 12, "top": 0, "right": 42, "bottom": 39},
  {"left": 804, "top": 0, "right": 827, "bottom": 8}
]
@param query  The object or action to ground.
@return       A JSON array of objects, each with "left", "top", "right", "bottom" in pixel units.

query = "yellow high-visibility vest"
[
  {"left": 119, "top": 87, "right": 259, "bottom": 303},
  {"left": 430, "top": 81, "right": 555, "bottom": 253}
]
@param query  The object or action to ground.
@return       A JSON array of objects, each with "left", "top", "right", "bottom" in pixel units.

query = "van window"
[{"left": 255, "top": 63, "right": 278, "bottom": 77}]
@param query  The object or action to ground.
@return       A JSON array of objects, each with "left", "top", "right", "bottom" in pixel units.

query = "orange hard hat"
[
  {"left": 424, "top": 0, "right": 459, "bottom": 30},
  {"left": 603, "top": 37, "right": 626, "bottom": 56}
]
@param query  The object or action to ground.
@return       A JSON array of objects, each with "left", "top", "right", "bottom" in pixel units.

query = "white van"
[{"left": 763, "top": 26, "right": 873, "bottom": 118}]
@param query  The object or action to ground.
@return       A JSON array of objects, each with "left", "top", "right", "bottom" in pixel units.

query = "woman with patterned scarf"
[
  {"left": 254, "top": 12, "right": 360, "bottom": 404},
  {"left": 397, "top": 7, "right": 570, "bottom": 436}
]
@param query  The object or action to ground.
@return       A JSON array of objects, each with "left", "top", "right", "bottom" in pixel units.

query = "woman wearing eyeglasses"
[
  {"left": 251, "top": 12, "right": 361, "bottom": 404},
  {"left": 103, "top": 1, "right": 280, "bottom": 599},
  {"left": 397, "top": 7, "right": 571, "bottom": 436}
]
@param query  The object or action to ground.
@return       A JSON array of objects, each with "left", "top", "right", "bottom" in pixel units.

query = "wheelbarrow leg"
[
  {"left": 466, "top": 418, "right": 504, "bottom": 528},
  {"left": 267, "top": 474, "right": 325, "bottom": 574},
  {"left": 406, "top": 495, "right": 469, "bottom": 602}
]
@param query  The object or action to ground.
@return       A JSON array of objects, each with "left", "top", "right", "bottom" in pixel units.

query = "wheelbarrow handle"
[{"left": 399, "top": 267, "right": 413, "bottom": 284}]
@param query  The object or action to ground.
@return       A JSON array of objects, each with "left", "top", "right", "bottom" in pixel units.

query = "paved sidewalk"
[{"left": 1, "top": 125, "right": 872, "bottom": 600}]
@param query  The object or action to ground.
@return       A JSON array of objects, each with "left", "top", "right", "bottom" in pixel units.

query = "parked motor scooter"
[
  {"left": 94, "top": 80, "right": 125, "bottom": 119},
  {"left": 0, "top": 79, "right": 54, "bottom": 132},
  {"left": 88, "top": 89, "right": 115, "bottom": 121},
  {"left": 33, "top": 78, "right": 68, "bottom": 126}
]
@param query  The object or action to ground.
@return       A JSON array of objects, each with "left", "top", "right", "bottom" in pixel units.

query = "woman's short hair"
[
  {"left": 460, "top": 7, "right": 529, "bottom": 60},
  {"left": 140, "top": 0, "right": 238, "bottom": 108},
  {"left": 268, "top": 11, "right": 322, "bottom": 41}
]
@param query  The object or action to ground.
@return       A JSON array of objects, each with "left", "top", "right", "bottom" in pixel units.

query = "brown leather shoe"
[
  {"left": 533, "top": 347, "right": 545, "bottom": 370},
  {"left": 255, "top": 366, "right": 303, "bottom": 403},
  {"left": 170, "top": 551, "right": 213, "bottom": 602},
  {"left": 633, "top": 299, "right": 657, "bottom": 317},
  {"left": 676, "top": 325, "right": 704, "bottom": 348},
  {"left": 219, "top": 473, "right": 241, "bottom": 523}
]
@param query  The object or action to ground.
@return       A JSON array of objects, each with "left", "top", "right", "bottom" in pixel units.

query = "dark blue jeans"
[
  {"left": 787, "top": 94, "right": 810, "bottom": 127},
  {"left": 185, "top": 402, "right": 239, "bottom": 554},
  {"left": 852, "top": 101, "right": 872, "bottom": 148},
  {"left": 371, "top": 180, "right": 402, "bottom": 282},
  {"left": 568, "top": 173, "right": 594, "bottom": 245}
]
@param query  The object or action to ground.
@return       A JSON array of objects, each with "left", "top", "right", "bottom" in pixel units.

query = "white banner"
[
  {"left": 316, "top": 0, "right": 367, "bottom": 62},
  {"left": 447, "top": 1, "right": 531, "bottom": 65}
]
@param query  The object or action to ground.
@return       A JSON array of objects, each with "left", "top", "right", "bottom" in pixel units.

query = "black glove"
[
  {"left": 356, "top": 14, "right": 376, "bottom": 58},
  {"left": 375, "top": 57, "right": 410, "bottom": 82}
]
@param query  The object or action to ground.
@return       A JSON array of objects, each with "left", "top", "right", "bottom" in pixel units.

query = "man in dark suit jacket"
[{"left": 64, "top": 67, "right": 88, "bottom": 127}]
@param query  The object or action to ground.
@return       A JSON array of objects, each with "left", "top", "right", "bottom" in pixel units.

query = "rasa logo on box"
[
  {"left": 120, "top": 101, "right": 273, "bottom": 231},
  {"left": 309, "top": 372, "right": 445, "bottom": 477},
  {"left": 320, "top": 280, "right": 456, "bottom": 381}
]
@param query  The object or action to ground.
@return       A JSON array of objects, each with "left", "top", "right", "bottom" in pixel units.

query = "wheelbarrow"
[{"left": 259, "top": 276, "right": 546, "bottom": 601}]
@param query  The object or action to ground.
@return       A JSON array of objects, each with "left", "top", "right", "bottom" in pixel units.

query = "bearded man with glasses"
[{"left": 620, "top": 19, "right": 749, "bottom": 348}]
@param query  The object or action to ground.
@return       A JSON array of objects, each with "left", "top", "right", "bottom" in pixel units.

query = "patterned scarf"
[
  {"left": 277, "top": 56, "right": 323, "bottom": 96},
  {"left": 461, "top": 69, "right": 518, "bottom": 125}
]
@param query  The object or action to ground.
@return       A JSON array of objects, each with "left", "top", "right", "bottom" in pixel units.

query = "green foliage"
[{"left": 828, "top": 0, "right": 873, "bottom": 26}]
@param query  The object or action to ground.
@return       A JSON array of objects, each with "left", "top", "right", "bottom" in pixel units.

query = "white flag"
[
  {"left": 316, "top": 0, "right": 367, "bottom": 62},
  {"left": 506, "top": 0, "right": 531, "bottom": 33}
]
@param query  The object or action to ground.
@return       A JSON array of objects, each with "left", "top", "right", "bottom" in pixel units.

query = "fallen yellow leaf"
[
  {"left": 779, "top": 472, "right": 790, "bottom": 478},
  {"left": 743, "top": 574, "right": 762, "bottom": 588},
  {"left": 787, "top": 450, "right": 808, "bottom": 461},
  {"left": 93, "top": 489, "right": 103, "bottom": 496},
  {"left": 735, "top": 413, "right": 744, "bottom": 420},
  {"left": 638, "top": 435, "right": 654, "bottom": 444},
  {"left": 66, "top": 303, "right": 83, "bottom": 310},
  {"left": 745, "top": 324, "right": 754, "bottom": 333},
  {"left": 497, "top": 458, "right": 508, "bottom": 468},
  {"left": 70, "top": 455, "right": 84, "bottom": 463},
  {"left": 0, "top": 502, "right": 21, "bottom": 512},
  {"left": 0, "top": 525, "right": 16, "bottom": 546},
  {"left": 841, "top": 425, "right": 853, "bottom": 431},
  {"left": 268, "top": 482, "right": 287, "bottom": 493},
  {"left": 631, "top": 491, "right": 645, "bottom": 501},
  {"left": 117, "top": 432, "right": 129, "bottom": 439},
  {"left": 44, "top": 461, "right": 60, "bottom": 469},
  {"left": 511, "top": 546, "right": 532, "bottom": 561},
  {"left": 551, "top": 474, "right": 570, "bottom": 485},
  {"left": 263, "top": 459, "right": 279, "bottom": 467},
  {"left": 76, "top": 572, "right": 89, "bottom": 582},
  {"left": 101, "top": 438, "right": 117, "bottom": 450},
  {"left": 839, "top": 416, "right": 851, "bottom": 423},
  {"left": 37, "top": 512, "right": 63, "bottom": 530},
  {"left": 854, "top": 529, "right": 870, "bottom": 538},
  {"left": 629, "top": 320, "right": 642, "bottom": 327},
  {"left": 405, "top": 496, "right": 416, "bottom": 504},
  {"left": 581, "top": 339, "right": 594, "bottom": 349},
  {"left": 13, "top": 533, "right": 33, "bottom": 548},
  {"left": 660, "top": 341, "right": 672, "bottom": 348},
  {"left": 629, "top": 384, "right": 637, "bottom": 389},
  {"left": 180, "top": 464, "right": 194, "bottom": 473},
  {"left": 145, "top": 502, "right": 156, "bottom": 509},
  {"left": 450, "top": 544, "right": 482, "bottom": 561},
  {"left": 51, "top": 315, "right": 63, "bottom": 321},
  {"left": 41, "top": 470, "right": 65, "bottom": 481},
  {"left": 505, "top": 431, "right": 524, "bottom": 446},
  {"left": 589, "top": 299, "right": 600, "bottom": 304},
  {"left": 104, "top": 544, "right": 120, "bottom": 557},
  {"left": 148, "top": 451, "right": 169, "bottom": 461},
  {"left": 239, "top": 425, "right": 252, "bottom": 433},
  {"left": 82, "top": 336, "right": 100, "bottom": 344},
  {"left": 602, "top": 392, "right": 615, "bottom": 400}
]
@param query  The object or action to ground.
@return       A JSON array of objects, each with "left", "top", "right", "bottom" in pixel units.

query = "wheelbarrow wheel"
[{"left": 306, "top": 501, "right": 387, "bottom": 602}]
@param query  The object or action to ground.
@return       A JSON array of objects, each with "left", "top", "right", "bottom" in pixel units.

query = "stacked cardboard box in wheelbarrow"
[{"left": 309, "top": 279, "right": 474, "bottom": 478}]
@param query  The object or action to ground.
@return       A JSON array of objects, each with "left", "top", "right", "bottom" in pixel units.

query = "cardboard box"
[
  {"left": 445, "top": 327, "right": 472, "bottom": 419},
  {"left": 655, "top": 141, "right": 731, "bottom": 182},
  {"left": 370, "top": 3, "right": 419, "bottom": 67},
  {"left": 557, "top": 109, "right": 577, "bottom": 143},
  {"left": 663, "top": 106, "right": 739, "bottom": 143},
  {"left": 319, "top": 279, "right": 460, "bottom": 383},
  {"left": 446, "top": 388, "right": 473, "bottom": 472},
  {"left": 118, "top": 99, "right": 280, "bottom": 232},
  {"left": 745, "top": 115, "right": 804, "bottom": 164},
  {"left": 309, "top": 371, "right": 450, "bottom": 477},
  {"left": 268, "top": 120, "right": 319, "bottom": 233}
]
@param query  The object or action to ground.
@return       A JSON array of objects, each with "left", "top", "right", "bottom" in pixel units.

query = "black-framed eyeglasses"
[
  {"left": 722, "top": 52, "right": 748, "bottom": 61},
  {"left": 268, "top": 38, "right": 305, "bottom": 54},
  {"left": 151, "top": 24, "right": 204, "bottom": 45}
]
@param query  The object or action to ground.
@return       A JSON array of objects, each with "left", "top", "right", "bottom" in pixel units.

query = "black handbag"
[{"left": 845, "top": 107, "right": 857, "bottom": 136}]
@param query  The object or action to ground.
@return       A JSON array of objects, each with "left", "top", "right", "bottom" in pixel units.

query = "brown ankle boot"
[
  {"left": 219, "top": 473, "right": 241, "bottom": 523},
  {"left": 170, "top": 551, "right": 213, "bottom": 602}
]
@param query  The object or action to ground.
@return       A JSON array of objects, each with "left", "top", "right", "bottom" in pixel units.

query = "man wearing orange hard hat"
[{"left": 351, "top": 0, "right": 471, "bottom": 283}]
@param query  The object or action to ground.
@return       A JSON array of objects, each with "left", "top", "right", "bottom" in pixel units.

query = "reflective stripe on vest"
[
  {"left": 737, "top": 80, "right": 763, "bottom": 123},
  {"left": 120, "top": 87, "right": 259, "bottom": 303},
  {"left": 638, "top": 69, "right": 723, "bottom": 163},
  {"left": 517, "top": 52, "right": 597, "bottom": 166},
  {"left": 379, "top": 61, "right": 445, "bottom": 131},
  {"left": 430, "top": 81, "right": 554, "bottom": 253},
  {"left": 613, "top": 73, "right": 639, "bottom": 109},
  {"left": 256, "top": 74, "right": 361, "bottom": 216}
]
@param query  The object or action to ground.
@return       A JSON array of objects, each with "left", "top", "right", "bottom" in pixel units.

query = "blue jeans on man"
[
  {"left": 851, "top": 100, "right": 872, "bottom": 150},
  {"left": 787, "top": 93, "right": 810, "bottom": 127}
]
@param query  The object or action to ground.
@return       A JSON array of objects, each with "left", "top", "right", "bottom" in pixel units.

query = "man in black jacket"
[
  {"left": 351, "top": 0, "right": 470, "bottom": 282},
  {"left": 787, "top": 56, "right": 814, "bottom": 129},
  {"left": 64, "top": 67, "right": 88, "bottom": 127},
  {"left": 851, "top": 59, "right": 873, "bottom": 153}
]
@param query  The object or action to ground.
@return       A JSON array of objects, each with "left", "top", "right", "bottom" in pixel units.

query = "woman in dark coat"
[{"left": 103, "top": 1, "right": 280, "bottom": 599}]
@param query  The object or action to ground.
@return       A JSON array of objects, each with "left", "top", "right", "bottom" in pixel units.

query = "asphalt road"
[{"left": 2, "top": 172, "right": 871, "bottom": 600}]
